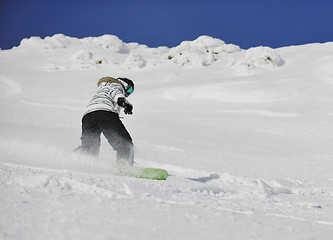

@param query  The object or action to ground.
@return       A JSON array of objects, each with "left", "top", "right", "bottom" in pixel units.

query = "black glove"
[
  {"left": 117, "top": 97, "right": 133, "bottom": 115},
  {"left": 124, "top": 103, "right": 133, "bottom": 115}
]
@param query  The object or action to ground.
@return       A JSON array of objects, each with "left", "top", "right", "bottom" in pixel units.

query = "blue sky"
[{"left": 1, "top": 0, "right": 333, "bottom": 50}]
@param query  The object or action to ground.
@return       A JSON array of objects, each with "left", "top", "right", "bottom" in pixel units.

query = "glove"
[
  {"left": 117, "top": 97, "right": 133, "bottom": 115},
  {"left": 124, "top": 103, "right": 133, "bottom": 115}
]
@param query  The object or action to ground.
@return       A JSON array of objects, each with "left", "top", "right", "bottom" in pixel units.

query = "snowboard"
[{"left": 117, "top": 166, "right": 168, "bottom": 180}]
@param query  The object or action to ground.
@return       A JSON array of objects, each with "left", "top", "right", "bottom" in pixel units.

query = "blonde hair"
[{"left": 97, "top": 77, "right": 124, "bottom": 87}]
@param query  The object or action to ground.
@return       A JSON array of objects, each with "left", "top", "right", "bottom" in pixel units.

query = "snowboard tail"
[{"left": 118, "top": 166, "right": 168, "bottom": 180}]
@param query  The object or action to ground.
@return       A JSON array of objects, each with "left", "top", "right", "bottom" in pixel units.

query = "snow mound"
[
  {"left": 235, "top": 46, "right": 285, "bottom": 73},
  {"left": 19, "top": 33, "right": 134, "bottom": 53},
  {"left": 71, "top": 49, "right": 108, "bottom": 70},
  {"left": 167, "top": 35, "right": 241, "bottom": 67},
  {"left": 80, "top": 35, "right": 130, "bottom": 53},
  {"left": 15, "top": 34, "right": 285, "bottom": 72},
  {"left": 123, "top": 54, "right": 147, "bottom": 70},
  {"left": 20, "top": 34, "right": 80, "bottom": 50},
  {"left": 0, "top": 75, "right": 21, "bottom": 99},
  {"left": 19, "top": 34, "right": 130, "bottom": 53}
]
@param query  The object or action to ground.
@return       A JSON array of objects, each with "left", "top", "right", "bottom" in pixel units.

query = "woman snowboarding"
[{"left": 76, "top": 76, "right": 135, "bottom": 166}]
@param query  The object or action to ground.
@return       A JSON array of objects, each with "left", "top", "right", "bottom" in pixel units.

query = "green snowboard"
[{"left": 117, "top": 166, "right": 168, "bottom": 180}]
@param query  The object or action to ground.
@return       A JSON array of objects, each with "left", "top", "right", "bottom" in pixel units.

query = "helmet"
[{"left": 117, "top": 77, "right": 134, "bottom": 97}]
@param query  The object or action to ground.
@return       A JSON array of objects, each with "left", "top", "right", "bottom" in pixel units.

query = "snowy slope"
[{"left": 1, "top": 34, "right": 333, "bottom": 240}]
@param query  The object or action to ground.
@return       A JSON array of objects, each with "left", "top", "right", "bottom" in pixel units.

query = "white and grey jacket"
[{"left": 83, "top": 81, "right": 126, "bottom": 117}]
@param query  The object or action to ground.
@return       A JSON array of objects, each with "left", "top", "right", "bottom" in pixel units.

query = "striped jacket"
[{"left": 83, "top": 81, "right": 126, "bottom": 116}]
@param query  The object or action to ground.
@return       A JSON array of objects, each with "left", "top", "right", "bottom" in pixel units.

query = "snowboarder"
[{"left": 75, "top": 76, "right": 135, "bottom": 166}]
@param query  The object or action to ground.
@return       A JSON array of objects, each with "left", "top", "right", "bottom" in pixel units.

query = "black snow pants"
[{"left": 77, "top": 110, "right": 134, "bottom": 164}]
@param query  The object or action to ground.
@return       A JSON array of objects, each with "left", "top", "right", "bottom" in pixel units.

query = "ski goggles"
[{"left": 125, "top": 85, "right": 134, "bottom": 96}]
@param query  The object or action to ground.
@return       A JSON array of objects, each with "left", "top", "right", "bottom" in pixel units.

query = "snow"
[{"left": 1, "top": 34, "right": 333, "bottom": 240}]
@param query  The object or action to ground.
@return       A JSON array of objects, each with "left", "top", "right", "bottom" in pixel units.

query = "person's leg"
[
  {"left": 76, "top": 112, "right": 102, "bottom": 156},
  {"left": 101, "top": 112, "right": 134, "bottom": 165}
]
